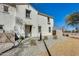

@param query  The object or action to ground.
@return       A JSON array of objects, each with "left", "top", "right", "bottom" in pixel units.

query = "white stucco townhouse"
[
  {"left": 0, "top": 4, "right": 16, "bottom": 33},
  {"left": 37, "top": 12, "right": 53, "bottom": 37},
  {"left": 15, "top": 4, "right": 54, "bottom": 38},
  {"left": 0, "top": 3, "right": 54, "bottom": 42}
]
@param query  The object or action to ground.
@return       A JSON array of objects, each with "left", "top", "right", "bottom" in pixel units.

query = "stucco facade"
[
  {"left": 0, "top": 4, "right": 16, "bottom": 42},
  {"left": 37, "top": 13, "right": 53, "bottom": 37},
  {"left": 15, "top": 4, "right": 38, "bottom": 37},
  {"left": 0, "top": 4, "right": 54, "bottom": 41},
  {"left": 0, "top": 4, "right": 16, "bottom": 32}
]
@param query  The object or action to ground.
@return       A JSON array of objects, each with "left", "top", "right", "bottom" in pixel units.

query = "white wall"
[
  {"left": 27, "top": 4, "right": 54, "bottom": 37},
  {"left": 29, "top": 5, "right": 38, "bottom": 37},
  {"left": 16, "top": 4, "right": 54, "bottom": 37},
  {"left": 16, "top": 4, "right": 38, "bottom": 37},
  {"left": 0, "top": 4, "right": 16, "bottom": 32},
  {"left": 0, "top": 4, "right": 54, "bottom": 38},
  {"left": 38, "top": 14, "right": 54, "bottom": 36}
]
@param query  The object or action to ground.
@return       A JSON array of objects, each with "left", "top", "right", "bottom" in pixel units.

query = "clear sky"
[{"left": 31, "top": 3, "right": 79, "bottom": 30}]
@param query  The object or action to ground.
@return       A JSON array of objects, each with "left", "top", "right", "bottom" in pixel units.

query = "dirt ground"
[{"left": 49, "top": 37, "right": 79, "bottom": 56}]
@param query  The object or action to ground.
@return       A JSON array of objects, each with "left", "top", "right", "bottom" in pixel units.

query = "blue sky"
[{"left": 31, "top": 3, "right": 79, "bottom": 30}]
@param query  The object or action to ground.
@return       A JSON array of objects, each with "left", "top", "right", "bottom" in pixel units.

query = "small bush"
[
  {"left": 44, "top": 36, "right": 48, "bottom": 40},
  {"left": 53, "top": 35, "right": 57, "bottom": 39},
  {"left": 30, "top": 39, "right": 37, "bottom": 46}
]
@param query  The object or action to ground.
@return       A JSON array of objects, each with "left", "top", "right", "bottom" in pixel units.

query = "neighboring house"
[
  {"left": 0, "top": 4, "right": 16, "bottom": 33},
  {"left": 0, "top": 4, "right": 16, "bottom": 42},
  {"left": 0, "top": 3, "right": 54, "bottom": 42},
  {"left": 38, "top": 12, "right": 53, "bottom": 37}
]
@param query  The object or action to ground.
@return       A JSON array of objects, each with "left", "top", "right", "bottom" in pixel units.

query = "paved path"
[
  {"left": 1, "top": 35, "right": 79, "bottom": 56},
  {"left": 1, "top": 36, "right": 59, "bottom": 56},
  {"left": 1, "top": 38, "right": 49, "bottom": 56},
  {"left": 0, "top": 43, "right": 14, "bottom": 54}
]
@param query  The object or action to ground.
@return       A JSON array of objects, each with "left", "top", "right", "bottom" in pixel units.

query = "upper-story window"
[
  {"left": 4, "top": 6, "right": 8, "bottom": 12},
  {"left": 48, "top": 17, "right": 50, "bottom": 24},
  {"left": 49, "top": 27, "right": 51, "bottom": 32},
  {"left": 26, "top": 9, "right": 31, "bottom": 18}
]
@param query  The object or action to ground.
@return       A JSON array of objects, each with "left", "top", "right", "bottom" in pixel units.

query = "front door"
[{"left": 25, "top": 25, "right": 32, "bottom": 38}]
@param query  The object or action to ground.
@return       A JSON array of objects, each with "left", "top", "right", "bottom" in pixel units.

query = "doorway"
[{"left": 25, "top": 25, "right": 32, "bottom": 38}]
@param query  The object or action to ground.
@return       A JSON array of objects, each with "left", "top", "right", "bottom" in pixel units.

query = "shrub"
[
  {"left": 44, "top": 36, "right": 48, "bottom": 40},
  {"left": 30, "top": 39, "right": 37, "bottom": 46}
]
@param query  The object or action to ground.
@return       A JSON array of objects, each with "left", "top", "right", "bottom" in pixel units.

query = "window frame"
[
  {"left": 3, "top": 6, "right": 8, "bottom": 12},
  {"left": 26, "top": 9, "right": 31, "bottom": 18},
  {"left": 49, "top": 27, "right": 51, "bottom": 33},
  {"left": 47, "top": 17, "right": 50, "bottom": 24}
]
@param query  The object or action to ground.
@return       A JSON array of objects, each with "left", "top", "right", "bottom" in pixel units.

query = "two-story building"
[
  {"left": 0, "top": 4, "right": 16, "bottom": 33},
  {"left": 15, "top": 4, "right": 54, "bottom": 38},
  {"left": 37, "top": 12, "right": 53, "bottom": 37},
  {"left": 15, "top": 4, "right": 39, "bottom": 38},
  {"left": 0, "top": 3, "right": 54, "bottom": 42}
]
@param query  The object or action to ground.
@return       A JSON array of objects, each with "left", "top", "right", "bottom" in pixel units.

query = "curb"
[{"left": 43, "top": 40, "right": 51, "bottom": 56}]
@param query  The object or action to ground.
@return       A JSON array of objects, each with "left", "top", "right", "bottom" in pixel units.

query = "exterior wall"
[
  {"left": 0, "top": 3, "right": 54, "bottom": 39},
  {"left": 16, "top": 4, "right": 38, "bottom": 37},
  {"left": 15, "top": 4, "right": 54, "bottom": 38},
  {"left": 0, "top": 4, "right": 16, "bottom": 42},
  {"left": 48, "top": 18, "right": 54, "bottom": 35},
  {"left": 0, "top": 4, "right": 16, "bottom": 32},
  {"left": 37, "top": 14, "right": 54, "bottom": 37},
  {"left": 29, "top": 5, "right": 38, "bottom": 37},
  {"left": 15, "top": 5, "right": 27, "bottom": 37}
]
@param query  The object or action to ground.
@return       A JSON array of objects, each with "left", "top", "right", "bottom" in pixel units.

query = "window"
[
  {"left": 4, "top": 6, "right": 8, "bottom": 12},
  {"left": 0, "top": 25, "right": 3, "bottom": 29},
  {"left": 49, "top": 27, "right": 51, "bottom": 32},
  {"left": 48, "top": 17, "right": 50, "bottom": 24},
  {"left": 38, "top": 26, "right": 41, "bottom": 33},
  {"left": 26, "top": 9, "right": 31, "bottom": 18}
]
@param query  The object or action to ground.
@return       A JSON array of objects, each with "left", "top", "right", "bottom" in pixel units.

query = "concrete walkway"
[
  {"left": 0, "top": 35, "right": 64, "bottom": 56},
  {"left": 0, "top": 41, "right": 19, "bottom": 55},
  {"left": 0, "top": 35, "right": 68, "bottom": 56},
  {"left": 0, "top": 43, "right": 14, "bottom": 54},
  {"left": 1, "top": 38, "right": 49, "bottom": 56}
]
